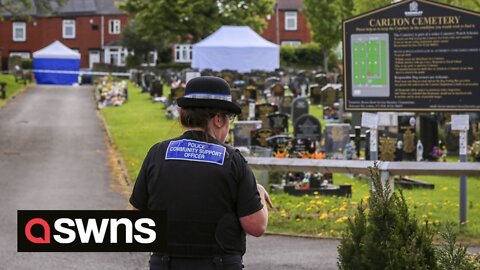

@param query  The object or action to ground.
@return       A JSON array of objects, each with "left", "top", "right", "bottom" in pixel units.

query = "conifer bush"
[{"left": 337, "top": 163, "right": 437, "bottom": 270}]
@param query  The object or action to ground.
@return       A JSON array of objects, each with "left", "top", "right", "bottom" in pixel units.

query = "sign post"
[{"left": 452, "top": 114, "right": 469, "bottom": 225}]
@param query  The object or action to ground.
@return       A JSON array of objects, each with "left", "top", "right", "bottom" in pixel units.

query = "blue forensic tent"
[
  {"left": 192, "top": 26, "right": 279, "bottom": 72},
  {"left": 33, "top": 41, "right": 80, "bottom": 85}
]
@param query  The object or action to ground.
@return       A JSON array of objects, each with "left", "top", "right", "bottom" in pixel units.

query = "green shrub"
[
  {"left": 337, "top": 163, "right": 437, "bottom": 270},
  {"left": 280, "top": 45, "right": 298, "bottom": 66},
  {"left": 436, "top": 223, "right": 478, "bottom": 270},
  {"left": 21, "top": 59, "right": 33, "bottom": 69},
  {"left": 125, "top": 54, "right": 143, "bottom": 69}
]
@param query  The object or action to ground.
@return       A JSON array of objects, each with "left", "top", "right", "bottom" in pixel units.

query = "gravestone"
[
  {"left": 237, "top": 99, "right": 252, "bottom": 121},
  {"left": 291, "top": 138, "right": 316, "bottom": 155},
  {"left": 231, "top": 88, "right": 241, "bottom": 103},
  {"left": 267, "top": 135, "right": 292, "bottom": 154},
  {"left": 324, "top": 124, "right": 351, "bottom": 156},
  {"left": 289, "top": 76, "right": 309, "bottom": 97},
  {"left": 268, "top": 113, "right": 289, "bottom": 134},
  {"left": 270, "top": 83, "right": 285, "bottom": 97},
  {"left": 419, "top": 115, "right": 439, "bottom": 160},
  {"left": 314, "top": 72, "right": 328, "bottom": 86},
  {"left": 378, "top": 132, "right": 398, "bottom": 161},
  {"left": 398, "top": 115, "right": 417, "bottom": 161},
  {"left": 251, "top": 128, "right": 274, "bottom": 147},
  {"left": 255, "top": 103, "right": 278, "bottom": 128},
  {"left": 150, "top": 79, "right": 163, "bottom": 98},
  {"left": 281, "top": 95, "right": 293, "bottom": 115},
  {"left": 349, "top": 126, "right": 365, "bottom": 158},
  {"left": 264, "top": 77, "right": 280, "bottom": 91},
  {"left": 233, "top": 121, "right": 262, "bottom": 147},
  {"left": 293, "top": 114, "right": 322, "bottom": 141},
  {"left": 244, "top": 85, "right": 257, "bottom": 101},
  {"left": 310, "top": 84, "right": 322, "bottom": 105},
  {"left": 291, "top": 97, "right": 309, "bottom": 124},
  {"left": 169, "top": 86, "right": 185, "bottom": 104},
  {"left": 321, "top": 86, "right": 338, "bottom": 108}
]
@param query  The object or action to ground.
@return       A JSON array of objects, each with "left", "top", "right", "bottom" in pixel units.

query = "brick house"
[
  {"left": 261, "top": 0, "right": 312, "bottom": 46},
  {"left": 0, "top": 0, "right": 149, "bottom": 69}
]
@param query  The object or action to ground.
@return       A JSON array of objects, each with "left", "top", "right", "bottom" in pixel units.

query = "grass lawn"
[
  {"left": 0, "top": 74, "right": 28, "bottom": 109},
  {"left": 101, "top": 82, "right": 480, "bottom": 244}
]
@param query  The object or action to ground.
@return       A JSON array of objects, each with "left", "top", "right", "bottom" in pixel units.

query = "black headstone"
[
  {"left": 293, "top": 114, "right": 322, "bottom": 141},
  {"left": 251, "top": 128, "right": 274, "bottom": 147},
  {"left": 420, "top": 115, "right": 439, "bottom": 160},
  {"left": 291, "top": 97, "right": 309, "bottom": 124},
  {"left": 281, "top": 95, "right": 293, "bottom": 115},
  {"left": 310, "top": 84, "right": 322, "bottom": 105},
  {"left": 268, "top": 112, "right": 289, "bottom": 134},
  {"left": 255, "top": 103, "right": 278, "bottom": 128}
]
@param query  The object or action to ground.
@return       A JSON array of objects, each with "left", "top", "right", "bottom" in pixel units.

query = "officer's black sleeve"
[
  {"left": 129, "top": 145, "right": 155, "bottom": 210},
  {"left": 233, "top": 152, "right": 264, "bottom": 217}
]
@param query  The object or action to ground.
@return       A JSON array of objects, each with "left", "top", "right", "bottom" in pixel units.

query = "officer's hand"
[{"left": 257, "top": 184, "right": 274, "bottom": 209}]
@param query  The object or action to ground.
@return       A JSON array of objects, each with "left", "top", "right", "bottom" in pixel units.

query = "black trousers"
[{"left": 149, "top": 253, "right": 243, "bottom": 270}]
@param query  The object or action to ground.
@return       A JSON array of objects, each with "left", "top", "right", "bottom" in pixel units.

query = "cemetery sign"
[{"left": 343, "top": 0, "right": 480, "bottom": 111}]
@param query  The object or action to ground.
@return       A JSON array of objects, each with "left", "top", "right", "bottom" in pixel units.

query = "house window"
[
  {"left": 143, "top": 51, "right": 157, "bottom": 66},
  {"left": 63, "top": 20, "right": 76, "bottom": 39},
  {"left": 281, "top": 41, "right": 301, "bottom": 47},
  {"left": 285, "top": 11, "right": 297, "bottom": 31},
  {"left": 174, "top": 44, "right": 192, "bottom": 63},
  {"left": 105, "top": 47, "right": 128, "bottom": 66},
  {"left": 9, "top": 52, "right": 30, "bottom": 59},
  {"left": 109, "top": 20, "right": 121, "bottom": 34},
  {"left": 12, "top": 22, "right": 26, "bottom": 42}
]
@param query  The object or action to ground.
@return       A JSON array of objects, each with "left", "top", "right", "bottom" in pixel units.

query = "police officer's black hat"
[{"left": 177, "top": 76, "right": 241, "bottom": 115}]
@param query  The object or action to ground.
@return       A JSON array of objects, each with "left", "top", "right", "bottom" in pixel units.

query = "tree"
[
  {"left": 337, "top": 164, "right": 437, "bottom": 270},
  {"left": 121, "top": 20, "right": 156, "bottom": 66},
  {"left": 119, "top": 0, "right": 275, "bottom": 46},
  {"left": 303, "top": 0, "right": 354, "bottom": 72},
  {"left": 353, "top": 0, "right": 480, "bottom": 15},
  {"left": 0, "top": 0, "right": 67, "bottom": 18}
]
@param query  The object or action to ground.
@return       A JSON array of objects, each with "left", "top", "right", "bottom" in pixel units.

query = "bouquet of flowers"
[{"left": 429, "top": 146, "right": 444, "bottom": 161}]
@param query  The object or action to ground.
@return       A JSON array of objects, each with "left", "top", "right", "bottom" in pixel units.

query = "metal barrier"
[{"left": 245, "top": 157, "right": 480, "bottom": 224}]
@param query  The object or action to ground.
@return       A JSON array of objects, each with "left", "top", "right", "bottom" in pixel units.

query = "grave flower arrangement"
[
  {"left": 96, "top": 77, "right": 128, "bottom": 109},
  {"left": 429, "top": 146, "right": 444, "bottom": 161}
]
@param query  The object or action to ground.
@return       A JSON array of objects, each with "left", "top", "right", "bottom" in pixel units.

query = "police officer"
[{"left": 130, "top": 76, "right": 272, "bottom": 270}]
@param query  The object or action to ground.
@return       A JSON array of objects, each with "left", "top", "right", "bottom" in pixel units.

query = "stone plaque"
[
  {"left": 324, "top": 124, "right": 351, "bottom": 155},
  {"left": 233, "top": 121, "right": 262, "bottom": 147}
]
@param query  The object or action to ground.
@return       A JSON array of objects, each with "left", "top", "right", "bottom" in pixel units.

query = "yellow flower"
[
  {"left": 296, "top": 218, "right": 301, "bottom": 222},
  {"left": 313, "top": 191, "right": 319, "bottom": 195},
  {"left": 335, "top": 216, "right": 348, "bottom": 223},
  {"left": 442, "top": 187, "right": 448, "bottom": 191},
  {"left": 319, "top": 213, "right": 328, "bottom": 220}
]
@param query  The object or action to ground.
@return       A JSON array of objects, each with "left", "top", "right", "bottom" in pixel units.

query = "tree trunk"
[{"left": 323, "top": 49, "right": 329, "bottom": 73}]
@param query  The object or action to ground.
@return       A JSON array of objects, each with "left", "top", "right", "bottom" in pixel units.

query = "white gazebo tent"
[{"left": 192, "top": 26, "right": 280, "bottom": 72}]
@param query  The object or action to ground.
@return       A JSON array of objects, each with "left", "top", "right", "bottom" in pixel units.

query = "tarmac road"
[{"left": 0, "top": 85, "right": 148, "bottom": 269}]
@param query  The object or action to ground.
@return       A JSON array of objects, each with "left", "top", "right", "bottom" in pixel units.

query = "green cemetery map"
[{"left": 351, "top": 34, "right": 390, "bottom": 97}]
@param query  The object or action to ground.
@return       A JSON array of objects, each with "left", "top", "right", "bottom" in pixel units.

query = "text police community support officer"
[{"left": 130, "top": 76, "right": 273, "bottom": 270}]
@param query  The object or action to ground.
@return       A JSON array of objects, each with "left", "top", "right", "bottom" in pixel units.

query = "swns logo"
[{"left": 18, "top": 210, "right": 167, "bottom": 252}]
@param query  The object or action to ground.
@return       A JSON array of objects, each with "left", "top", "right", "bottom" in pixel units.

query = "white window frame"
[
  {"left": 104, "top": 47, "right": 129, "bottom": 66},
  {"left": 142, "top": 51, "right": 157, "bottom": 66},
  {"left": 109, "top": 19, "right": 121, "bottom": 34},
  {"left": 62, "top": 19, "right": 76, "bottom": 39},
  {"left": 9, "top": 52, "right": 30, "bottom": 59},
  {"left": 285, "top": 11, "right": 298, "bottom": 31},
  {"left": 12, "top": 22, "right": 26, "bottom": 42},
  {"left": 281, "top": 41, "right": 301, "bottom": 47},
  {"left": 174, "top": 44, "right": 193, "bottom": 63}
]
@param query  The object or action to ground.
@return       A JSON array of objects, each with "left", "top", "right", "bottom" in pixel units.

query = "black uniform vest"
[{"left": 149, "top": 133, "right": 246, "bottom": 258}]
